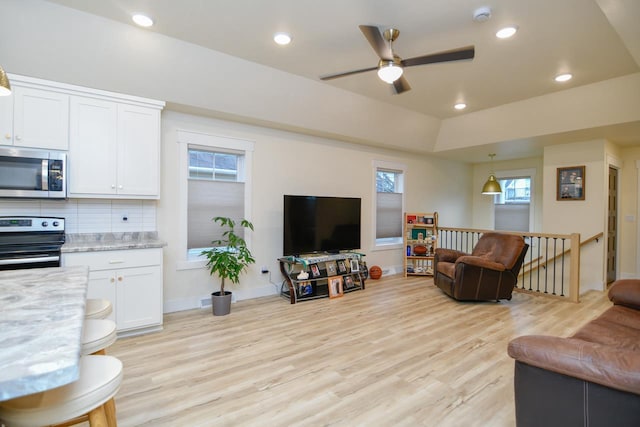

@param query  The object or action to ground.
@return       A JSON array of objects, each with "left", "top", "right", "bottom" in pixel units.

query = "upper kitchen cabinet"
[
  {"left": 69, "top": 97, "right": 162, "bottom": 198},
  {"left": 0, "top": 85, "right": 69, "bottom": 150}
]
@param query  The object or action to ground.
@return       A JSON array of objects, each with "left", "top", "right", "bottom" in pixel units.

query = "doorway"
[{"left": 607, "top": 167, "right": 618, "bottom": 285}]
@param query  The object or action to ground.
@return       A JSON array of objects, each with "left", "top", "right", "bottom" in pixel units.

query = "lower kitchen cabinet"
[{"left": 63, "top": 248, "right": 163, "bottom": 335}]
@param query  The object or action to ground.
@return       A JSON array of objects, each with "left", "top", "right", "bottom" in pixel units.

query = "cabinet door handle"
[
  {"left": 111, "top": 184, "right": 116, "bottom": 189},
  {"left": 110, "top": 277, "right": 115, "bottom": 283},
  {"left": 4, "top": 134, "right": 10, "bottom": 139},
  {"left": 117, "top": 276, "right": 123, "bottom": 282},
  {"left": 15, "top": 135, "right": 21, "bottom": 140},
  {"left": 109, "top": 260, "right": 124, "bottom": 264},
  {"left": 118, "top": 185, "right": 123, "bottom": 189}
]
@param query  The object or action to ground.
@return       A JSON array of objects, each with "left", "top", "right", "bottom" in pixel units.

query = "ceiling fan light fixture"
[{"left": 377, "top": 62, "right": 403, "bottom": 84}]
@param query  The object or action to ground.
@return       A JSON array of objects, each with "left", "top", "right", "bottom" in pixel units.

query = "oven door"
[{"left": 0, "top": 250, "right": 61, "bottom": 270}]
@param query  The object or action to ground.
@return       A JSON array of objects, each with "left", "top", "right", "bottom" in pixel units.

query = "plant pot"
[{"left": 211, "top": 291, "right": 232, "bottom": 316}]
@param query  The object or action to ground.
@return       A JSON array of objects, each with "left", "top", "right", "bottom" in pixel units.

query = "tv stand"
[{"left": 278, "top": 252, "right": 367, "bottom": 304}]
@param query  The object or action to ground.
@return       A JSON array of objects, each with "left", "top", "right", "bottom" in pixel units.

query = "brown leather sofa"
[
  {"left": 433, "top": 232, "right": 528, "bottom": 301},
  {"left": 508, "top": 279, "right": 640, "bottom": 427}
]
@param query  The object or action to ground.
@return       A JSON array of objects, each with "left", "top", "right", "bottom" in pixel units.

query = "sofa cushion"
[
  {"left": 571, "top": 306, "right": 640, "bottom": 351},
  {"left": 609, "top": 279, "right": 640, "bottom": 310}
]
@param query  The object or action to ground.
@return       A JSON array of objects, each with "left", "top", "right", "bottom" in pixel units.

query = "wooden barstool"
[
  {"left": 84, "top": 299, "right": 113, "bottom": 320},
  {"left": 0, "top": 355, "right": 123, "bottom": 427}
]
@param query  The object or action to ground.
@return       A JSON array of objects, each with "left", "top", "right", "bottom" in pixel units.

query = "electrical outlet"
[{"left": 121, "top": 214, "right": 128, "bottom": 222}]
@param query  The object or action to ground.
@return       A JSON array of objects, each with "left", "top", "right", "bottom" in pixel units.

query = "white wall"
[
  {"left": 159, "top": 111, "right": 472, "bottom": 312},
  {"left": 542, "top": 140, "right": 608, "bottom": 292}
]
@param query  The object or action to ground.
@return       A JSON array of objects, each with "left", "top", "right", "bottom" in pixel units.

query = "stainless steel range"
[{"left": 0, "top": 216, "right": 65, "bottom": 270}]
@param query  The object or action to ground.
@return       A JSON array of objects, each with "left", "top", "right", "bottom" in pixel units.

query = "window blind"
[
  {"left": 376, "top": 192, "right": 403, "bottom": 238},
  {"left": 188, "top": 179, "right": 244, "bottom": 249}
]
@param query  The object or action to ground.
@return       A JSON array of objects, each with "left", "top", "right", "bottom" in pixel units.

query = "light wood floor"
[{"left": 108, "top": 275, "right": 611, "bottom": 427}]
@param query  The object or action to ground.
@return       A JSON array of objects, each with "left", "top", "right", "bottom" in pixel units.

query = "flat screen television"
[{"left": 283, "top": 195, "right": 361, "bottom": 256}]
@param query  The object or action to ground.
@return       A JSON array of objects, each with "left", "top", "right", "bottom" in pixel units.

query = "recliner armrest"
[
  {"left": 608, "top": 279, "right": 640, "bottom": 310},
  {"left": 434, "top": 248, "right": 467, "bottom": 263},
  {"left": 508, "top": 335, "right": 640, "bottom": 395},
  {"left": 455, "top": 255, "right": 506, "bottom": 271}
]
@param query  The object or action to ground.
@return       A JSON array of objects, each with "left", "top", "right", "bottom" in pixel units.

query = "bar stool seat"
[
  {"left": 0, "top": 355, "right": 123, "bottom": 427},
  {"left": 82, "top": 319, "right": 117, "bottom": 355},
  {"left": 85, "top": 299, "right": 113, "bottom": 320}
]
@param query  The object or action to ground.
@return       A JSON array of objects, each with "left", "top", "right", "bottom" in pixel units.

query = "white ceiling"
[{"left": 44, "top": 0, "right": 640, "bottom": 159}]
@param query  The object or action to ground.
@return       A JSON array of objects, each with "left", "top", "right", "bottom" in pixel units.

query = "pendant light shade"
[
  {"left": 482, "top": 154, "right": 502, "bottom": 195},
  {"left": 0, "top": 66, "right": 11, "bottom": 96},
  {"left": 482, "top": 174, "right": 502, "bottom": 194}
]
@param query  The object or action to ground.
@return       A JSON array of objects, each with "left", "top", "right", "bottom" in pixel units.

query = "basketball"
[{"left": 369, "top": 265, "right": 382, "bottom": 279}]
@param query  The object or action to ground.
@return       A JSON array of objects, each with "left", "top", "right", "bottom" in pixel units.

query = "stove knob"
[
  {"left": 41, "top": 221, "right": 48, "bottom": 227},
  {"left": 53, "top": 221, "right": 60, "bottom": 227}
]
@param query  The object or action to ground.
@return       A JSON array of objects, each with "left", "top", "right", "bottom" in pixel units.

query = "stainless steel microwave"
[{"left": 0, "top": 147, "right": 67, "bottom": 199}]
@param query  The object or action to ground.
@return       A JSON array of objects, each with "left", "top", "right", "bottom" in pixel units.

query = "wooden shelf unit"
[
  {"left": 404, "top": 212, "right": 438, "bottom": 277},
  {"left": 278, "top": 253, "right": 367, "bottom": 304}
]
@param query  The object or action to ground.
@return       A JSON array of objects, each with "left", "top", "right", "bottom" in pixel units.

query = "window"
[
  {"left": 494, "top": 177, "right": 531, "bottom": 232},
  {"left": 187, "top": 149, "right": 245, "bottom": 258},
  {"left": 375, "top": 165, "right": 405, "bottom": 246}
]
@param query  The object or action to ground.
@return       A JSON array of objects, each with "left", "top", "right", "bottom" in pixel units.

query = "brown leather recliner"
[{"left": 434, "top": 232, "right": 528, "bottom": 301}]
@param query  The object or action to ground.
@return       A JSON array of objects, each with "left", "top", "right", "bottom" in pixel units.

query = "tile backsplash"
[{"left": 0, "top": 199, "right": 156, "bottom": 234}]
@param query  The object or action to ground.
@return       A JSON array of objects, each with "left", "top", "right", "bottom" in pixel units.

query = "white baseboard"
[{"left": 164, "top": 284, "right": 278, "bottom": 314}]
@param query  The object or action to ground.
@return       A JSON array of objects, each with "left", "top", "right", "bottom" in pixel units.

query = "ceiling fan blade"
[
  {"left": 359, "top": 25, "right": 393, "bottom": 60},
  {"left": 392, "top": 76, "right": 411, "bottom": 94},
  {"left": 401, "top": 45, "right": 475, "bottom": 68},
  {"left": 320, "top": 65, "right": 378, "bottom": 81}
]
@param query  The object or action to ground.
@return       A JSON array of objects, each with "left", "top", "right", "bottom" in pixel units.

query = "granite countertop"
[
  {"left": 62, "top": 232, "right": 167, "bottom": 253},
  {"left": 0, "top": 266, "right": 89, "bottom": 401}
]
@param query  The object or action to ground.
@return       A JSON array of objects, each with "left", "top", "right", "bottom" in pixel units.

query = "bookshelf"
[{"left": 404, "top": 212, "right": 438, "bottom": 277}]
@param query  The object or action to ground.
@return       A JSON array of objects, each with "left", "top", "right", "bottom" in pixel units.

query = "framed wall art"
[{"left": 557, "top": 166, "right": 585, "bottom": 201}]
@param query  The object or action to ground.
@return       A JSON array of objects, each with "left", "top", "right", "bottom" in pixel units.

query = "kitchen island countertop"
[{"left": 0, "top": 266, "right": 89, "bottom": 401}]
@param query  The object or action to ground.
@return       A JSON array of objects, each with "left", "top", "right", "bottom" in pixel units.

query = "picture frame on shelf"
[
  {"left": 349, "top": 259, "right": 359, "bottom": 272},
  {"left": 328, "top": 276, "right": 344, "bottom": 299},
  {"left": 337, "top": 260, "right": 347, "bottom": 273},
  {"left": 325, "top": 261, "right": 337, "bottom": 276},
  {"left": 406, "top": 215, "right": 417, "bottom": 224},
  {"left": 426, "top": 217, "right": 434, "bottom": 225},
  {"left": 344, "top": 275, "right": 355, "bottom": 289},
  {"left": 557, "top": 166, "right": 585, "bottom": 201},
  {"left": 298, "top": 281, "right": 313, "bottom": 296},
  {"left": 310, "top": 263, "right": 321, "bottom": 278}
]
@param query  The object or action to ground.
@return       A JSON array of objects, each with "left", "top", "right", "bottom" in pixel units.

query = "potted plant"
[{"left": 201, "top": 216, "right": 255, "bottom": 316}]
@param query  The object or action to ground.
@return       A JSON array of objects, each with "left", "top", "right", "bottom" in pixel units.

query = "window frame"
[
  {"left": 176, "top": 130, "right": 254, "bottom": 270},
  {"left": 372, "top": 160, "right": 406, "bottom": 251}
]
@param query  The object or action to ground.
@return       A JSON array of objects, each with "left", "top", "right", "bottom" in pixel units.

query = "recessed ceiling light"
[
  {"left": 273, "top": 32, "right": 292, "bottom": 45},
  {"left": 454, "top": 103, "right": 467, "bottom": 110},
  {"left": 496, "top": 26, "right": 517, "bottom": 39},
  {"left": 132, "top": 14, "right": 153, "bottom": 27},
  {"left": 555, "top": 73, "right": 573, "bottom": 82}
]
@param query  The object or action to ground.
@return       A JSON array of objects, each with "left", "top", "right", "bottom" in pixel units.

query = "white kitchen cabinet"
[
  {"left": 68, "top": 97, "right": 161, "bottom": 198},
  {"left": 63, "top": 248, "right": 163, "bottom": 335},
  {"left": 0, "top": 85, "right": 69, "bottom": 150}
]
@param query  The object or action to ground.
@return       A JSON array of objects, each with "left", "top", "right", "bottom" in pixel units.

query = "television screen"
[{"left": 283, "top": 195, "right": 361, "bottom": 256}]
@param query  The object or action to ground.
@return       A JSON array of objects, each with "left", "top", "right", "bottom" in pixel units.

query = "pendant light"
[
  {"left": 0, "top": 66, "right": 11, "bottom": 96},
  {"left": 482, "top": 154, "right": 502, "bottom": 195}
]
